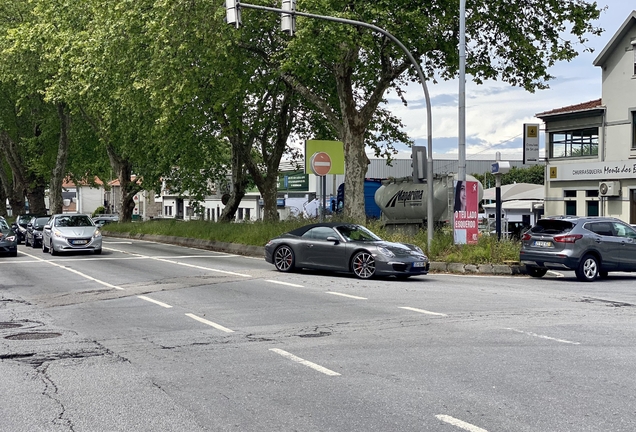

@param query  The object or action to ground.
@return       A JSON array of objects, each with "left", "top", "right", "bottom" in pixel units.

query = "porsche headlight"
[
  {"left": 5, "top": 235, "right": 16, "bottom": 242},
  {"left": 377, "top": 246, "right": 395, "bottom": 257},
  {"left": 412, "top": 246, "right": 424, "bottom": 254}
]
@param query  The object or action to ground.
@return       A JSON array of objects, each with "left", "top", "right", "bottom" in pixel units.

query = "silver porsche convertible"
[{"left": 264, "top": 223, "right": 429, "bottom": 279}]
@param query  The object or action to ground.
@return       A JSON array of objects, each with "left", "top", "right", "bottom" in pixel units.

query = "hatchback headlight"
[
  {"left": 53, "top": 230, "right": 65, "bottom": 239},
  {"left": 93, "top": 230, "right": 102, "bottom": 238},
  {"left": 5, "top": 235, "right": 16, "bottom": 242}
]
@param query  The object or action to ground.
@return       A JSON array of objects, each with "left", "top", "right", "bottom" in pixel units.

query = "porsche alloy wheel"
[
  {"left": 274, "top": 245, "right": 295, "bottom": 272},
  {"left": 352, "top": 251, "right": 376, "bottom": 279}
]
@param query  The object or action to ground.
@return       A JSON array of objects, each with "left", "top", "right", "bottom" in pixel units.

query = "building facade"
[{"left": 538, "top": 11, "right": 636, "bottom": 223}]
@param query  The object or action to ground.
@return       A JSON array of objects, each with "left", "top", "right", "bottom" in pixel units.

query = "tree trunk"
[
  {"left": 220, "top": 146, "right": 248, "bottom": 222},
  {"left": 25, "top": 181, "right": 47, "bottom": 215},
  {"left": 110, "top": 152, "right": 137, "bottom": 223},
  {"left": 0, "top": 134, "right": 27, "bottom": 215},
  {"left": 342, "top": 131, "right": 368, "bottom": 222},
  {"left": 49, "top": 103, "right": 71, "bottom": 215},
  {"left": 0, "top": 170, "right": 9, "bottom": 218}
]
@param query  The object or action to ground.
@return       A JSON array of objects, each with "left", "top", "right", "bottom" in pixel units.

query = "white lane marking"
[
  {"left": 185, "top": 313, "right": 234, "bottom": 333},
  {"left": 269, "top": 348, "right": 341, "bottom": 376},
  {"left": 435, "top": 415, "right": 488, "bottom": 432},
  {"left": 137, "top": 295, "right": 172, "bottom": 308},
  {"left": 265, "top": 280, "right": 304, "bottom": 287},
  {"left": 155, "top": 258, "right": 250, "bottom": 277},
  {"left": 505, "top": 328, "right": 580, "bottom": 345},
  {"left": 326, "top": 292, "right": 367, "bottom": 300},
  {"left": 19, "top": 251, "right": 124, "bottom": 290},
  {"left": 103, "top": 241, "right": 133, "bottom": 244},
  {"left": 399, "top": 306, "right": 447, "bottom": 317}
]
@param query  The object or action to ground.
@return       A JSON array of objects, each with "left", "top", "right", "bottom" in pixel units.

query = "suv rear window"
[{"left": 530, "top": 219, "right": 575, "bottom": 235}]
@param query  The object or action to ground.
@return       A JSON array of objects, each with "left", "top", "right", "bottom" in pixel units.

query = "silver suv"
[{"left": 520, "top": 216, "right": 636, "bottom": 282}]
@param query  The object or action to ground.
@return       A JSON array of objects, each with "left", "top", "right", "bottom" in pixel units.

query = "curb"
[{"left": 104, "top": 232, "right": 526, "bottom": 276}]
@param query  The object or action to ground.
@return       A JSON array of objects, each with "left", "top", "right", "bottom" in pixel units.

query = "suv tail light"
[{"left": 553, "top": 234, "right": 583, "bottom": 243}]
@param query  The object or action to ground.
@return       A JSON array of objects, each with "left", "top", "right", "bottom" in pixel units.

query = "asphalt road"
[{"left": 1, "top": 237, "right": 636, "bottom": 432}]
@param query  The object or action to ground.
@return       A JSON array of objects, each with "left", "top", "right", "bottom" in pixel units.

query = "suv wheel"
[{"left": 575, "top": 254, "right": 599, "bottom": 282}]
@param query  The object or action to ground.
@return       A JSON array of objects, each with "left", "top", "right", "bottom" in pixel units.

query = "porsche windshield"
[{"left": 336, "top": 225, "right": 381, "bottom": 242}]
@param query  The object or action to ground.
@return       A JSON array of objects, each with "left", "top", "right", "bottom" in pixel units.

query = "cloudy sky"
[{"left": 384, "top": 1, "right": 635, "bottom": 161}]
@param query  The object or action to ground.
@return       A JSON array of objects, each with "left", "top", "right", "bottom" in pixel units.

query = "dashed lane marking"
[
  {"left": 435, "top": 415, "right": 488, "bottom": 432},
  {"left": 185, "top": 313, "right": 234, "bottom": 333},
  {"left": 138, "top": 295, "right": 172, "bottom": 308},
  {"left": 399, "top": 306, "right": 447, "bottom": 317},
  {"left": 326, "top": 292, "right": 367, "bottom": 300},
  {"left": 265, "top": 280, "right": 304, "bottom": 287},
  {"left": 505, "top": 327, "right": 580, "bottom": 345},
  {"left": 269, "top": 348, "right": 341, "bottom": 376}
]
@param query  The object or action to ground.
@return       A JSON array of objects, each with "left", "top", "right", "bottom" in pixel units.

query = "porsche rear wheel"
[
  {"left": 352, "top": 251, "right": 376, "bottom": 279},
  {"left": 274, "top": 245, "right": 295, "bottom": 272}
]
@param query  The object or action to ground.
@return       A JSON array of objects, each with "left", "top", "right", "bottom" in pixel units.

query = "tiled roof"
[{"left": 536, "top": 98, "right": 603, "bottom": 117}]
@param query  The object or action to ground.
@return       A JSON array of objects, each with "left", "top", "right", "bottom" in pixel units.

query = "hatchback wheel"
[
  {"left": 42, "top": 240, "right": 49, "bottom": 253},
  {"left": 575, "top": 254, "right": 599, "bottom": 282},
  {"left": 526, "top": 267, "right": 547, "bottom": 278},
  {"left": 352, "top": 251, "right": 376, "bottom": 279},
  {"left": 274, "top": 245, "right": 295, "bottom": 272}
]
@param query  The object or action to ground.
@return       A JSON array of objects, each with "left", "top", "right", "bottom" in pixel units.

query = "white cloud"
[{"left": 385, "top": 0, "right": 632, "bottom": 161}]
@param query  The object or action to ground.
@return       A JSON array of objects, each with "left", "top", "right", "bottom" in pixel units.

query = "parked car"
[
  {"left": 92, "top": 217, "right": 116, "bottom": 228},
  {"left": 0, "top": 217, "right": 18, "bottom": 257},
  {"left": 520, "top": 216, "right": 636, "bottom": 282},
  {"left": 24, "top": 216, "right": 51, "bottom": 248},
  {"left": 13, "top": 214, "right": 35, "bottom": 244},
  {"left": 264, "top": 222, "right": 429, "bottom": 279},
  {"left": 42, "top": 214, "right": 102, "bottom": 255}
]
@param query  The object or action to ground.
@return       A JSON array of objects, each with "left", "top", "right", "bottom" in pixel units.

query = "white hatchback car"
[{"left": 42, "top": 214, "right": 102, "bottom": 255}]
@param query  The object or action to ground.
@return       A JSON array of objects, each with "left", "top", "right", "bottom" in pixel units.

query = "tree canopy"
[{"left": 0, "top": 0, "right": 603, "bottom": 222}]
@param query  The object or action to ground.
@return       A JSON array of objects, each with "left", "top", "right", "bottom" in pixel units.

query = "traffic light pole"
[{"left": 227, "top": 1, "right": 435, "bottom": 249}]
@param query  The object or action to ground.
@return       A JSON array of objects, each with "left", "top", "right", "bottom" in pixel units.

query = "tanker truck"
[{"left": 374, "top": 173, "right": 484, "bottom": 233}]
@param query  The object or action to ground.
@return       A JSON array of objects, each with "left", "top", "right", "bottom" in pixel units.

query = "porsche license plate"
[
  {"left": 72, "top": 239, "right": 88, "bottom": 245},
  {"left": 413, "top": 261, "right": 425, "bottom": 268}
]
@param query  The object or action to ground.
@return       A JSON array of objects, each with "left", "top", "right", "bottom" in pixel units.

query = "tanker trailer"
[{"left": 374, "top": 174, "right": 483, "bottom": 232}]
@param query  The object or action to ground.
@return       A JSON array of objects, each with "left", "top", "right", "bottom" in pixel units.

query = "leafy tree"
[{"left": 273, "top": 0, "right": 601, "bottom": 222}]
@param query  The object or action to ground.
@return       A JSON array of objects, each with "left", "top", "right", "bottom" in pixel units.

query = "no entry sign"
[{"left": 310, "top": 152, "right": 332, "bottom": 176}]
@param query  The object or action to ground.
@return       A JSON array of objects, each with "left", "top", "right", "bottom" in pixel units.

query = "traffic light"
[
  {"left": 411, "top": 145, "right": 427, "bottom": 183},
  {"left": 281, "top": 0, "right": 296, "bottom": 35},
  {"left": 225, "top": 0, "right": 241, "bottom": 28}
]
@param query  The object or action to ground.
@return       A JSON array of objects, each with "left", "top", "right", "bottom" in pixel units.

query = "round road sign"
[{"left": 310, "top": 152, "right": 332, "bottom": 176}]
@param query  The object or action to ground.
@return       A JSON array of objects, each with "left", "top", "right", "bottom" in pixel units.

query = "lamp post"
[{"left": 225, "top": 1, "right": 435, "bottom": 249}]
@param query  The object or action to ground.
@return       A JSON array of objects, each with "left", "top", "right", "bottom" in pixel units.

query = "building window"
[
  {"left": 164, "top": 205, "right": 173, "bottom": 216},
  {"left": 550, "top": 128, "right": 598, "bottom": 158},
  {"left": 586, "top": 189, "right": 599, "bottom": 198},
  {"left": 238, "top": 208, "right": 244, "bottom": 220},
  {"left": 565, "top": 201, "right": 577, "bottom": 215},
  {"left": 587, "top": 200, "right": 599, "bottom": 217},
  {"left": 245, "top": 208, "right": 250, "bottom": 220},
  {"left": 564, "top": 190, "right": 577, "bottom": 198},
  {"left": 632, "top": 111, "right": 636, "bottom": 149}
]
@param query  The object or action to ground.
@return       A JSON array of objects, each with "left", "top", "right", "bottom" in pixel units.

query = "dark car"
[
  {"left": 13, "top": 214, "right": 35, "bottom": 244},
  {"left": 264, "top": 222, "right": 429, "bottom": 279},
  {"left": 0, "top": 217, "right": 18, "bottom": 257},
  {"left": 24, "top": 216, "right": 51, "bottom": 248},
  {"left": 520, "top": 216, "right": 636, "bottom": 282}
]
